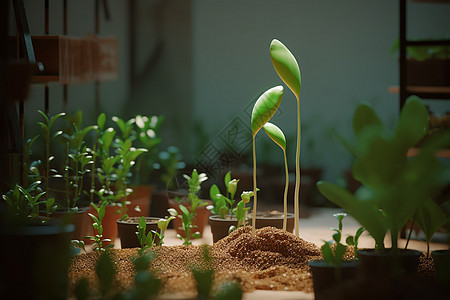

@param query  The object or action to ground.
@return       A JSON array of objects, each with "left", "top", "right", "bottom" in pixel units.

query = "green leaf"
[
  {"left": 416, "top": 199, "right": 447, "bottom": 245},
  {"left": 270, "top": 39, "right": 301, "bottom": 99},
  {"left": 394, "top": 96, "right": 429, "bottom": 148},
  {"left": 251, "top": 86, "right": 283, "bottom": 136},
  {"left": 224, "top": 171, "right": 231, "bottom": 191},
  {"left": 346, "top": 236, "right": 355, "bottom": 246},
  {"left": 352, "top": 103, "right": 383, "bottom": 141},
  {"left": 263, "top": 122, "right": 286, "bottom": 150},
  {"left": 321, "top": 242, "right": 334, "bottom": 265},
  {"left": 97, "top": 113, "right": 106, "bottom": 130},
  {"left": 138, "top": 216, "right": 146, "bottom": 231}
]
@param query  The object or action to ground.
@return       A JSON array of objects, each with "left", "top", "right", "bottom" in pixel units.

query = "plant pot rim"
[
  {"left": 254, "top": 212, "right": 295, "bottom": 219},
  {"left": 209, "top": 215, "right": 250, "bottom": 221},
  {"left": 308, "top": 260, "right": 359, "bottom": 268},
  {"left": 117, "top": 216, "right": 160, "bottom": 225},
  {"left": 357, "top": 248, "right": 423, "bottom": 257}
]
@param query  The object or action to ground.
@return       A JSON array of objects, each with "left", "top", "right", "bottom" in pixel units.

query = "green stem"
[
  {"left": 66, "top": 142, "right": 70, "bottom": 209},
  {"left": 252, "top": 136, "right": 257, "bottom": 236},
  {"left": 283, "top": 149, "right": 289, "bottom": 231},
  {"left": 294, "top": 96, "right": 301, "bottom": 236}
]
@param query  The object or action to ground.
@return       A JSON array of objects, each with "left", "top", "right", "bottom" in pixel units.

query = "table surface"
[{"left": 112, "top": 207, "right": 449, "bottom": 300}]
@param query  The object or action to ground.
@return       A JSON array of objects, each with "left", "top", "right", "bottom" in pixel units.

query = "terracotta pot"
[
  {"left": 90, "top": 203, "right": 123, "bottom": 245},
  {"left": 0, "top": 220, "right": 74, "bottom": 299},
  {"left": 169, "top": 200, "right": 211, "bottom": 238},
  {"left": 357, "top": 248, "right": 422, "bottom": 279},
  {"left": 255, "top": 212, "right": 295, "bottom": 233},
  {"left": 308, "top": 260, "right": 358, "bottom": 300},
  {"left": 209, "top": 215, "right": 250, "bottom": 243},
  {"left": 117, "top": 217, "right": 160, "bottom": 248},
  {"left": 125, "top": 185, "right": 155, "bottom": 217},
  {"left": 48, "top": 206, "right": 91, "bottom": 241}
]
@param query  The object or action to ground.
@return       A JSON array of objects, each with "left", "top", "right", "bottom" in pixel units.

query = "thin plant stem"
[
  {"left": 66, "top": 142, "right": 70, "bottom": 209},
  {"left": 405, "top": 212, "right": 416, "bottom": 250},
  {"left": 294, "top": 95, "right": 301, "bottom": 236},
  {"left": 252, "top": 136, "right": 257, "bottom": 236},
  {"left": 283, "top": 148, "right": 288, "bottom": 231}
]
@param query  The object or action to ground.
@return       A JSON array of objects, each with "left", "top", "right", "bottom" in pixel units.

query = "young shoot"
[
  {"left": 85, "top": 201, "right": 114, "bottom": 252},
  {"left": 263, "top": 122, "right": 289, "bottom": 230},
  {"left": 250, "top": 86, "right": 284, "bottom": 235}
]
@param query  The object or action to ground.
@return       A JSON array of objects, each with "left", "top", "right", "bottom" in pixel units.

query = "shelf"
[{"left": 389, "top": 86, "right": 450, "bottom": 99}]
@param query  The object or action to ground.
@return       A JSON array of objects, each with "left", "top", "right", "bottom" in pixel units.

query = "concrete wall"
[{"left": 13, "top": 0, "right": 450, "bottom": 182}]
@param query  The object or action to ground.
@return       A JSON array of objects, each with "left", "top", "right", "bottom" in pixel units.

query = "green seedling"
[
  {"left": 2, "top": 181, "right": 54, "bottom": 222},
  {"left": 228, "top": 190, "right": 256, "bottom": 234},
  {"left": 169, "top": 205, "right": 200, "bottom": 245},
  {"left": 208, "top": 171, "right": 239, "bottom": 219},
  {"left": 84, "top": 201, "right": 114, "bottom": 252},
  {"left": 270, "top": 39, "right": 302, "bottom": 237},
  {"left": 153, "top": 216, "right": 176, "bottom": 246},
  {"left": 250, "top": 86, "right": 283, "bottom": 235},
  {"left": 263, "top": 122, "right": 289, "bottom": 230},
  {"left": 37, "top": 110, "right": 66, "bottom": 201},
  {"left": 321, "top": 213, "right": 348, "bottom": 267},
  {"left": 136, "top": 216, "right": 156, "bottom": 255},
  {"left": 346, "top": 226, "right": 366, "bottom": 257}
]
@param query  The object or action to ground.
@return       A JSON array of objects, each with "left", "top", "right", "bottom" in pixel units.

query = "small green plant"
[
  {"left": 190, "top": 245, "right": 243, "bottom": 300},
  {"left": 2, "top": 181, "right": 54, "bottom": 222},
  {"left": 168, "top": 204, "right": 199, "bottom": 245},
  {"left": 132, "top": 115, "right": 164, "bottom": 185},
  {"left": 154, "top": 146, "right": 186, "bottom": 189},
  {"left": 250, "top": 86, "right": 283, "bottom": 235},
  {"left": 270, "top": 39, "right": 302, "bottom": 237},
  {"left": 321, "top": 213, "right": 348, "bottom": 267},
  {"left": 346, "top": 226, "right": 366, "bottom": 257},
  {"left": 84, "top": 201, "right": 114, "bottom": 252},
  {"left": 37, "top": 110, "right": 66, "bottom": 200},
  {"left": 62, "top": 120, "right": 95, "bottom": 212},
  {"left": 208, "top": 171, "right": 239, "bottom": 219},
  {"left": 228, "top": 190, "right": 255, "bottom": 234},
  {"left": 136, "top": 216, "right": 156, "bottom": 255},
  {"left": 263, "top": 122, "right": 289, "bottom": 230},
  {"left": 154, "top": 216, "right": 175, "bottom": 246}
]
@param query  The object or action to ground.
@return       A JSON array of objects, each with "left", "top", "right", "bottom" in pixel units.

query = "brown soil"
[{"left": 68, "top": 226, "right": 322, "bottom": 296}]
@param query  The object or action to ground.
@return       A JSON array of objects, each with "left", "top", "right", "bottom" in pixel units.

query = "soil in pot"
[
  {"left": 308, "top": 260, "right": 358, "bottom": 300},
  {"left": 357, "top": 248, "right": 422, "bottom": 279},
  {"left": 255, "top": 211, "right": 295, "bottom": 233},
  {"left": 117, "top": 216, "right": 160, "bottom": 248},
  {"left": 68, "top": 226, "right": 322, "bottom": 296},
  {"left": 209, "top": 215, "right": 250, "bottom": 243}
]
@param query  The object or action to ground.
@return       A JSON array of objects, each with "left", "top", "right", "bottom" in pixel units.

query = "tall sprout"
[
  {"left": 270, "top": 39, "right": 302, "bottom": 236},
  {"left": 263, "top": 122, "right": 289, "bottom": 230},
  {"left": 250, "top": 86, "right": 283, "bottom": 235}
]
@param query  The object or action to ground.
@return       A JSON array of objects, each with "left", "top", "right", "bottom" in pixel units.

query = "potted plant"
[
  {"left": 208, "top": 171, "right": 255, "bottom": 242},
  {"left": 0, "top": 182, "right": 74, "bottom": 299},
  {"left": 169, "top": 169, "right": 210, "bottom": 243},
  {"left": 391, "top": 37, "right": 450, "bottom": 86},
  {"left": 308, "top": 213, "right": 364, "bottom": 299},
  {"left": 117, "top": 214, "right": 175, "bottom": 249},
  {"left": 114, "top": 114, "right": 164, "bottom": 217},
  {"left": 317, "top": 96, "right": 450, "bottom": 279},
  {"left": 89, "top": 113, "right": 147, "bottom": 244}
]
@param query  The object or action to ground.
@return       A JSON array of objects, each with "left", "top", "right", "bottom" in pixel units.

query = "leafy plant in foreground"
[{"left": 208, "top": 171, "right": 239, "bottom": 219}]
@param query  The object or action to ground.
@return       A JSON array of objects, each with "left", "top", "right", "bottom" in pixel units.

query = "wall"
[
  {"left": 11, "top": 0, "right": 450, "bottom": 183},
  {"left": 192, "top": 0, "right": 450, "bottom": 180}
]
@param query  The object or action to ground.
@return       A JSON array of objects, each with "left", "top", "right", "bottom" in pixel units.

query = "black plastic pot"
[
  {"left": 209, "top": 215, "right": 249, "bottom": 243},
  {"left": 255, "top": 212, "right": 295, "bottom": 232},
  {"left": 117, "top": 217, "right": 160, "bottom": 248},
  {"left": 308, "top": 260, "right": 358, "bottom": 300},
  {"left": 431, "top": 249, "right": 450, "bottom": 284},
  {"left": 357, "top": 248, "right": 422, "bottom": 279},
  {"left": 0, "top": 220, "right": 74, "bottom": 299}
]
